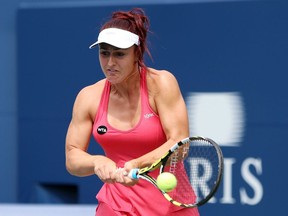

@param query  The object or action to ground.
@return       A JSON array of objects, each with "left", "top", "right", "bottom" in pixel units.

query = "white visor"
[{"left": 89, "top": 28, "right": 140, "bottom": 49}]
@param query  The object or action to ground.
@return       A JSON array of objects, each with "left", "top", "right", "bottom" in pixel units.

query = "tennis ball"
[{"left": 157, "top": 172, "right": 177, "bottom": 192}]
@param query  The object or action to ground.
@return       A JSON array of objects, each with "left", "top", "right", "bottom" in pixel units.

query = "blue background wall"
[{"left": 1, "top": 0, "right": 288, "bottom": 215}]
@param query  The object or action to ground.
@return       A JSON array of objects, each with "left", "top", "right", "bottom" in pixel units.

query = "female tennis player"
[{"left": 65, "top": 8, "right": 199, "bottom": 216}]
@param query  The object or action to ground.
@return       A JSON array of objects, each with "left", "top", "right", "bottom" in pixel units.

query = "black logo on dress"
[{"left": 97, "top": 125, "right": 107, "bottom": 135}]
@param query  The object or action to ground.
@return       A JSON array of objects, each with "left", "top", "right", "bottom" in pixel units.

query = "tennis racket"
[{"left": 128, "top": 136, "right": 224, "bottom": 208}]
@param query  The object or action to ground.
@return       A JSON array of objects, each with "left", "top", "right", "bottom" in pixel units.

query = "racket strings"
[
  {"left": 188, "top": 140, "right": 220, "bottom": 203},
  {"left": 168, "top": 143, "right": 190, "bottom": 173},
  {"left": 166, "top": 143, "right": 197, "bottom": 205},
  {"left": 165, "top": 139, "right": 221, "bottom": 206},
  {"left": 169, "top": 149, "right": 178, "bottom": 173}
]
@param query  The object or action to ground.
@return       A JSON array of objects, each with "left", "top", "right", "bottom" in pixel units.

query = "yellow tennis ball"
[{"left": 157, "top": 172, "right": 177, "bottom": 192}]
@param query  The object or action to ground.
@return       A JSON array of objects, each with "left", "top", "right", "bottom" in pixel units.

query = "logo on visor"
[{"left": 97, "top": 125, "right": 107, "bottom": 135}]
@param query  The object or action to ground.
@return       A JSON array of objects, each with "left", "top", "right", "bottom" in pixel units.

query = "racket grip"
[{"left": 128, "top": 168, "right": 139, "bottom": 179}]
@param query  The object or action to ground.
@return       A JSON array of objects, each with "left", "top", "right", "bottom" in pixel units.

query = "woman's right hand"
[
  {"left": 93, "top": 156, "right": 118, "bottom": 184},
  {"left": 93, "top": 156, "right": 138, "bottom": 186}
]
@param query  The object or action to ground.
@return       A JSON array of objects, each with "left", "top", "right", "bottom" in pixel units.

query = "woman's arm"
[
  {"left": 65, "top": 84, "right": 139, "bottom": 185},
  {"left": 65, "top": 86, "right": 102, "bottom": 176},
  {"left": 65, "top": 85, "right": 119, "bottom": 183}
]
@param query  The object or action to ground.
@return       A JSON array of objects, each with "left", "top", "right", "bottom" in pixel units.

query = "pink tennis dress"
[{"left": 92, "top": 68, "right": 199, "bottom": 216}]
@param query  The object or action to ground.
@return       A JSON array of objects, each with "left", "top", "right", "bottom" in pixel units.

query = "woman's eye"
[
  {"left": 115, "top": 52, "right": 125, "bottom": 57},
  {"left": 100, "top": 50, "right": 126, "bottom": 58},
  {"left": 100, "top": 51, "right": 110, "bottom": 56}
]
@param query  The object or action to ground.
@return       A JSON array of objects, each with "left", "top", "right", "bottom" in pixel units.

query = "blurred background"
[{"left": 1, "top": 0, "right": 288, "bottom": 215}]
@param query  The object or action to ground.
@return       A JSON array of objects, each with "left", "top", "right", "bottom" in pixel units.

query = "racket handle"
[{"left": 128, "top": 168, "right": 139, "bottom": 179}]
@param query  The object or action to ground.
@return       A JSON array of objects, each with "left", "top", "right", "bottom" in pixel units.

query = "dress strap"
[{"left": 94, "top": 80, "right": 110, "bottom": 124}]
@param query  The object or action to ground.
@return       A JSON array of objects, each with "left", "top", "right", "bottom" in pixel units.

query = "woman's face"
[{"left": 98, "top": 43, "right": 138, "bottom": 84}]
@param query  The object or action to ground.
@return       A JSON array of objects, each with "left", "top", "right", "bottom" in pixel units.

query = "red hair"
[{"left": 100, "top": 8, "right": 151, "bottom": 68}]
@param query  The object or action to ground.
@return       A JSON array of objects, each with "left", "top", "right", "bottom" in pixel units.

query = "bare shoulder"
[
  {"left": 147, "top": 67, "right": 177, "bottom": 80},
  {"left": 73, "top": 79, "right": 106, "bottom": 120},
  {"left": 77, "top": 79, "right": 106, "bottom": 99},
  {"left": 146, "top": 67, "right": 180, "bottom": 95}
]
